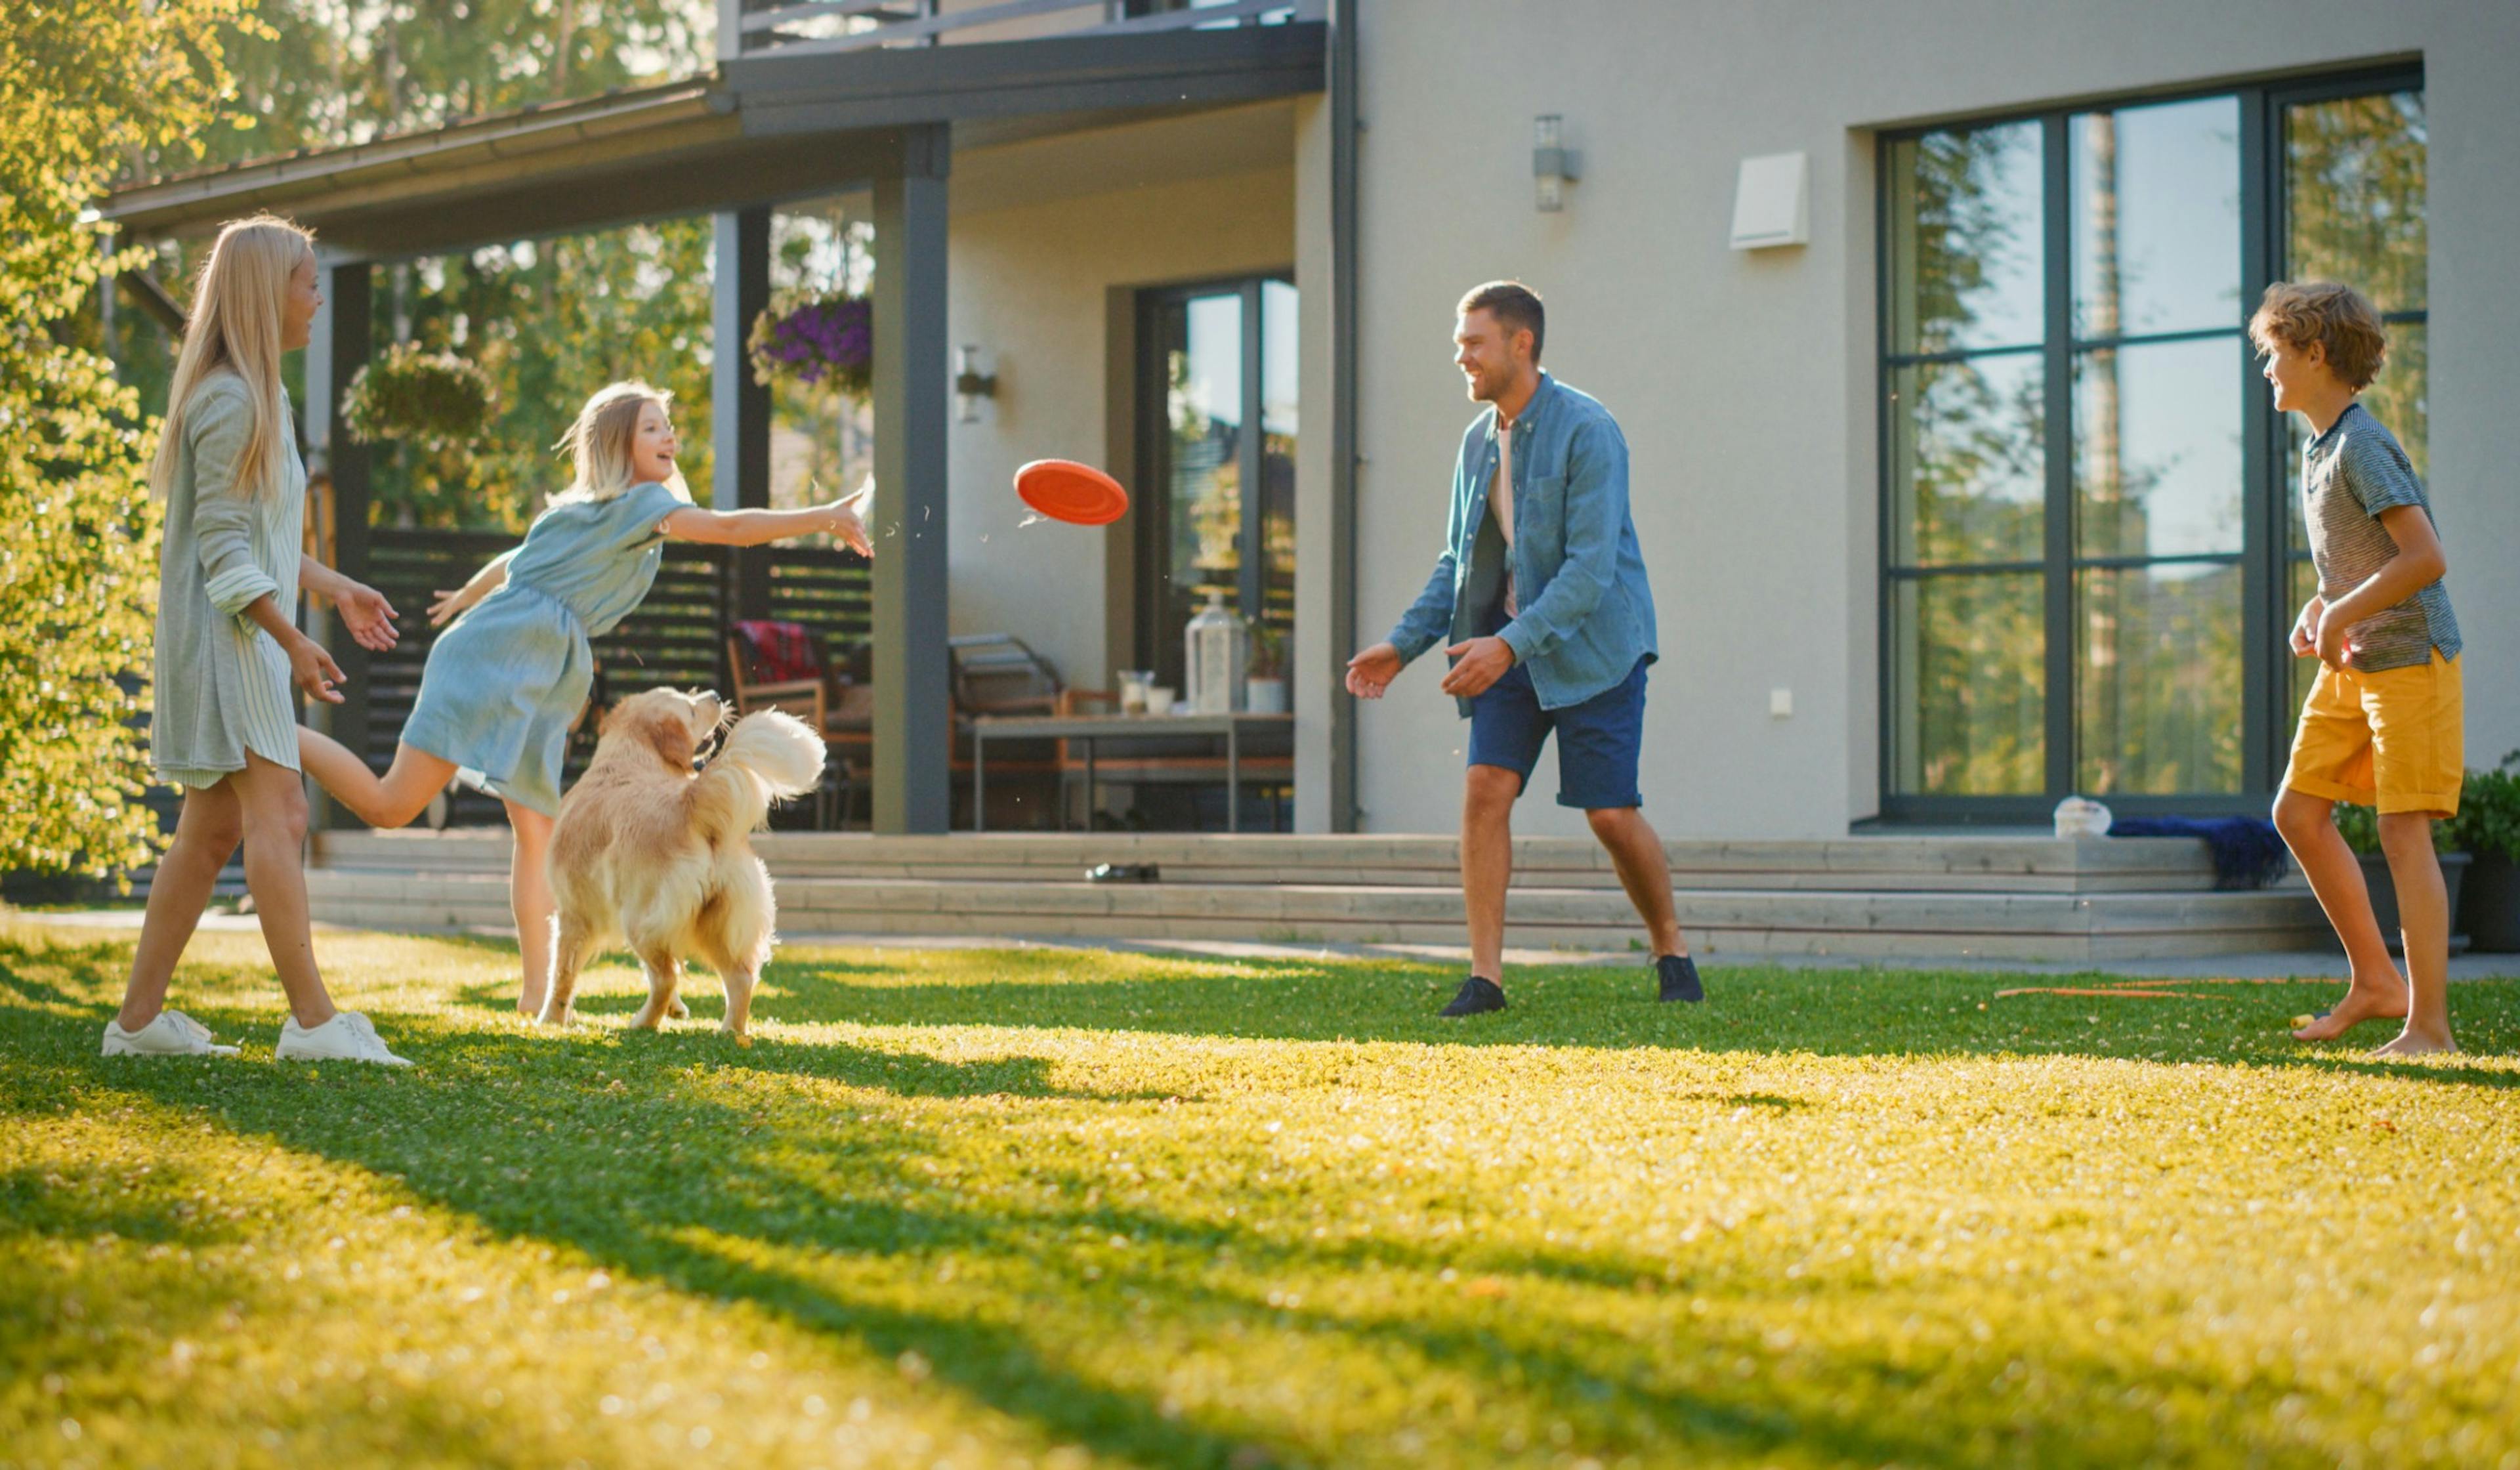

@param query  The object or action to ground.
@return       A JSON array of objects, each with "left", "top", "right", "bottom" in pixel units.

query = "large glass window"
[
  {"left": 1883, "top": 122, "right": 2048, "bottom": 797},
  {"left": 2284, "top": 89, "right": 2427, "bottom": 719},
  {"left": 1881, "top": 71, "right": 2424, "bottom": 816}
]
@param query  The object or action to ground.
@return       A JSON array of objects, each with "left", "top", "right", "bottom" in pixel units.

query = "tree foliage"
[
  {"left": 113, "top": 1, "right": 723, "bottom": 532},
  {"left": 381, "top": 225, "right": 719, "bottom": 530},
  {"left": 0, "top": 1, "right": 254, "bottom": 878}
]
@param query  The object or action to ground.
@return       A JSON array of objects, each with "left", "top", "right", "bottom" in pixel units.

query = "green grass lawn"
[{"left": 5, "top": 919, "right": 2519, "bottom": 1470}]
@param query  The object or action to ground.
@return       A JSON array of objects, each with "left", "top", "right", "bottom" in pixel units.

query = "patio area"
[{"left": 104, "top": 0, "right": 1341, "bottom": 837}]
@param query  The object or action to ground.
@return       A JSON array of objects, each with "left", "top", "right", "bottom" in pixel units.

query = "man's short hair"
[
  {"left": 1458, "top": 280, "right": 1545, "bottom": 364},
  {"left": 2249, "top": 281, "right": 2387, "bottom": 390}
]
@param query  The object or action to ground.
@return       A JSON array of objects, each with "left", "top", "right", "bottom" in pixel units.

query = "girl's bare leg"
[
  {"left": 234, "top": 752, "right": 339, "bottom": 1030},
  {"left": 116, "top": 782, "right": 245, "bottom": 1032},
  {"left": 503, "top": 799, "right": 558, "bottom": 1017},
  {"left": 297, "top": 727, "right": 459, "bottom": 830}
]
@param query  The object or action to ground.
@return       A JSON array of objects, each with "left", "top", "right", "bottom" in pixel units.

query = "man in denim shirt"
[{"left": 1347, "top": 282, "right": 1698, "bottom": 1016}]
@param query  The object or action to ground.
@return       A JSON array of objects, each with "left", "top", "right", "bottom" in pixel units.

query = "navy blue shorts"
[{"left": 1467, "top": 653, "right": 1650, "bottom": 810}]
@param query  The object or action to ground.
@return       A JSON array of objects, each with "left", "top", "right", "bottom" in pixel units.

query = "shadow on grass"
[
  {"left": 742, "top": 944, "right": 2520, "bottom": 1085},
  {"left": 8, "top": 921, "right": 2500, "bottom": 1467},
  {"left": 1, "top": 1019, "right": 2293, "bottom": 1470},
  {"left": 385, "top": 927, "right": 2520, "bottom": 1089}
]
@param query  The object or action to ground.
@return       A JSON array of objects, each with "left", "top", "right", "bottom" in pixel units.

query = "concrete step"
[
  {"left": 308, "top": 829, "right": 2240, "bottom": 894},
  {"left": 304, "top": 868, "right": 2329, "bottom": 963}
]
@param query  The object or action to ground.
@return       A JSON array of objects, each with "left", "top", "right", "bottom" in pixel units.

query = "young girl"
[
  {"left": 107, "top": 215, "right": 411, "bottom": 1066},
  {"left": 296, "top": 381, "right": 872, "bottom": 1015}
]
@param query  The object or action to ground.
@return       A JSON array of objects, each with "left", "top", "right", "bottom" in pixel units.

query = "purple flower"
[{"left": 749, "top": 294, "right": 875, "bottom": 391}]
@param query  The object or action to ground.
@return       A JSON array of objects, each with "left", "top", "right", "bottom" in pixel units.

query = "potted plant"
[
  {"left": 747, "top": 289, "right": 873, "bottom": 398},
  {"left": 339, "top": 343, "right": 495, "bottom": 450},
  {"left": 2332, "top": 802, "right": 2469, "bottom": 954},
  {"left": 1245, "top": 621, "right": 1288, "bottom": 715},
  {"left": 2449, "top": 750, "right": 2520, "bottom": 953}
]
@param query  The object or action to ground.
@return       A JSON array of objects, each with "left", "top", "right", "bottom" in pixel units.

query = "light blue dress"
[{"left": 403, "top": 480, "right": 686, "bottom": 816}]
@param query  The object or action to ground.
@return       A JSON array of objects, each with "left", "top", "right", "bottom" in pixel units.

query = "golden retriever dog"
[{"left": 538, "top": 688, "right": 824, "bottom": 1039}]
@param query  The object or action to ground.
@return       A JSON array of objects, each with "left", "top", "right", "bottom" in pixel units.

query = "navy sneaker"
[
  {"left": 1656, "top": 954, "right": 1704, "bottom": 1004},
  {"left": 1438, "top": 975, "right": 1507, "bottom": 1017}
]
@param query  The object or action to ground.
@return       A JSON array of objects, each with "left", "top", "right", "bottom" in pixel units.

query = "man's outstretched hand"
[
  {"left": 1345, "top": 642, "right": 1403, "bottom": 699},
  {"left": 1438, "top": 636, "right": 1515, "bottom": 698}
]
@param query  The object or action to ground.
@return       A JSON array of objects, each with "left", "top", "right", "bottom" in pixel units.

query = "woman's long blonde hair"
[
  {"left": 548, "top": 381, "right": 689, "bottom": 507},
  {"left": 146, "top": 215, "right": 314, "bottom": 503}
]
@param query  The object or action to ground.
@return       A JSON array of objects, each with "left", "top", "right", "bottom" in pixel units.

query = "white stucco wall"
[
  {"left": 1339, "top": 0, "right": 2519, "bottom": 838},
  {"left": 946, "top": 152, "right": 1296, "bottom": 692}
]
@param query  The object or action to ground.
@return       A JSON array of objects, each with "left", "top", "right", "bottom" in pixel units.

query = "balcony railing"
[{"left": 721, "top": 0, "right": 1324, "bottom": 61}]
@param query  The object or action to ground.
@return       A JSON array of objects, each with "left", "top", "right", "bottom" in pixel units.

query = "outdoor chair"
[
  {"left": 725, "top": 621, "right": 860, "bottom": 830},
  {"left": 947, "top": 633, "right": 1063, "bottom": 717},
  {"left": 946, "top": 633, "right": 1069, "bottom": 827}
]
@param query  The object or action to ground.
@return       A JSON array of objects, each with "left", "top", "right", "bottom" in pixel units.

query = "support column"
[
  {"left": 715, "top": 207, "right": 774, "bottom": 625},
  {"left": 1307, "top": 0, "right": 1362, "bottom": 831},
  {"left": 871, "top": 126, "right": 953, "bottom": 835},
  {"left": 306, "top": 257, "right": 374, "bottom": 826}
]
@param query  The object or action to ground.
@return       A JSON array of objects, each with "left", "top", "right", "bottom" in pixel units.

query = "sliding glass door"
[{"left": 1136, "top": 276, "right": 1297, "bottom": 691}]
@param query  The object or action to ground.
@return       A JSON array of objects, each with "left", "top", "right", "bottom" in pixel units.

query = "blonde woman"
[
  {"left": 107, "top": 215, "right": 411, "bottom": 1065},
  {"left": 297, "top": 382, "right": 872, "bottom": 1016}
]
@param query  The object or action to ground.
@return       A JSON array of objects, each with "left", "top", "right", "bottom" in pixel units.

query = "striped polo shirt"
[{"left": 2301, "top": 402, "right": 2461, "bottom": 673}]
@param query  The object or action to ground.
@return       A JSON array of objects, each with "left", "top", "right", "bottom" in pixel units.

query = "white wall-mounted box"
[{"left": 1729, "top": 151, "right": 1809, "bottom": 250}]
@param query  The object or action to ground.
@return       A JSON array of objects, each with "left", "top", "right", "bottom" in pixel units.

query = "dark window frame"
[
  {"left": 1874, "top": 63, "right": 2427, "bottom": 825},
  {"left": 1132, "top": 270, "right": 1297, "bottom": 684}
]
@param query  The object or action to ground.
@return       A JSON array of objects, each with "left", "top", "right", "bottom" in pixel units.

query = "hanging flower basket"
[
  {"left": 339, "top": 344, "right": 496, "bottom": 451},
  {"left": 748, "top": 289, "right": 873, "bottom": 397}
]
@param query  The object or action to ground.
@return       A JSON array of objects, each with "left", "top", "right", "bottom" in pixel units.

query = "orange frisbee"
[{"left": 1016, "top": 459, "right": 1129, "bottom": 526}]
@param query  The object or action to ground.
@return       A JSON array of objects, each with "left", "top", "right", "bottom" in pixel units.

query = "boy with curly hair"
[{"left": 2255, "top": 281, "right": 2464, "bottom": 1055}]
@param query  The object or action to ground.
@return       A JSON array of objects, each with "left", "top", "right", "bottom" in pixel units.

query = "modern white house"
[
  {"left": 1320, "top": 0, "right": 2509, "bottom": 845},
  {"left": 98, "top": 1, "right": 2520, "bottom": 954}
]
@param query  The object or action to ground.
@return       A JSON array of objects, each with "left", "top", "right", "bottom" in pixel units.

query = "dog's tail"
[{"left": 690, "top": 709, "right": 826, "bottom": 845}]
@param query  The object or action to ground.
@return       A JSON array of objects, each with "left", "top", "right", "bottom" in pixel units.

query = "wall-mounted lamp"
[
  {"left": 1533, "top": 114, "right": 1582, "bottom": 213},
  {"left": 954, "top": 343, "right": 998, "bottom": 423}
]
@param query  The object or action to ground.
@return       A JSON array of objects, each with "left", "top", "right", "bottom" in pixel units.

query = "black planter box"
[
  {"left": 2351, "top": 849, "right": 2470, "bottom": 955},
  {"left": 2460, "top": 852, "right": 2520, "bottom": 954}
]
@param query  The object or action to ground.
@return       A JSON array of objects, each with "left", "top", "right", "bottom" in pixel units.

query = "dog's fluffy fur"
[{"left": 538, "top": 688, "right": 824, "bottom": 1038}]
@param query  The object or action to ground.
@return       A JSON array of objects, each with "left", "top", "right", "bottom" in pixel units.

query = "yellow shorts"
[{"left": 2282, "top": 650, "right": 2464, "bottom": 817}]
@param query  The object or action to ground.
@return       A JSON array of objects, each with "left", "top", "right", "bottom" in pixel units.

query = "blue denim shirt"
[{"left": 1386, "top": 373, "right": 1658, "bottom": 713}]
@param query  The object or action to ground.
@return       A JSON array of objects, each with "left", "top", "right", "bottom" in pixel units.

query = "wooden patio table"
[{"left": 969, "top": 711, "right": 1294, "bottom": 833}]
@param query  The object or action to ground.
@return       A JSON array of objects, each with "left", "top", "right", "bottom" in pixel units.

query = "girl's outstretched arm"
[
  {"left": 662, "top": 485, "right": 873, "bottom": 556},
  {"left": 428, "top": 547, "right": 518, "bottom": 627},
  {"left": 299, "top": 555, "right": 402, "bottom": 652}
]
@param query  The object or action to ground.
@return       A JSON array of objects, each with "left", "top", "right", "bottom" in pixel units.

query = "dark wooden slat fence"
[{"left": 346, "top": 528, "right": 872, "bottom": 827}]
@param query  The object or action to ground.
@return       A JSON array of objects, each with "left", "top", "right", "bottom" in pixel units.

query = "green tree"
[
  {"left": 1, "top": 1, "right": 252, "bottom": 878},
  {"left": 114, "top": 0, "right": 721, "bottom": 531},
  {"left": 362, "top": 225, "right": 719, "bottom": 529}
]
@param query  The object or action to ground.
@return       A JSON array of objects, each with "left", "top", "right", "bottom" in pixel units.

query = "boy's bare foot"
[
  {"left": 2290, "top": 979, "right": 2409, "bottom": 1041},
  {"left": 2374, "top": 1027, "right": 2458, "bottom": 1058}
]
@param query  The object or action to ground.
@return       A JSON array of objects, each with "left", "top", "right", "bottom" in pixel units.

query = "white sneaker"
[
  {"left": 102, "top": 1009, "right": 239, "bottom": 1057},
  {"left": 274, "top": 1010, "right": 413, "bottom": 1066}
]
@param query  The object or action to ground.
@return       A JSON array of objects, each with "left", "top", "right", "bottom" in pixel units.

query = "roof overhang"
[{"left": 100, "top": 22, "right": 1324, "bottom": 261}]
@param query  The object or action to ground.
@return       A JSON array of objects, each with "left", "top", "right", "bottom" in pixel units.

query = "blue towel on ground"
[{"left": 2109, "top": 816, "right": 2290, "bottom": 891}]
